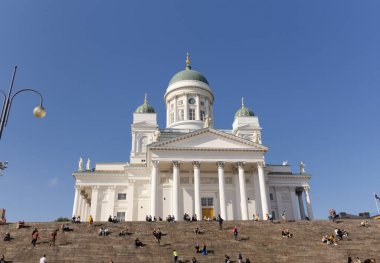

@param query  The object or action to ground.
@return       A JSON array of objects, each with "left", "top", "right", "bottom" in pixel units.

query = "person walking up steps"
[
  {"left": 173, "top": 249, "right": 178, "bottom": 263},
  {"left": 232, "top": 226, "right": 238, "bottom": 241}
]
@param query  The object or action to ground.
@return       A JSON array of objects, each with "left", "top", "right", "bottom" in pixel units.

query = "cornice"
[
  {"left": 268, "top": 174, "right": 311, "bottom": 179},
  {"left": 151, "top": 147, "right": 266, "bottom": 152},
  {"left": 72, "top": 172, "right": 127, "bottom": 177}
]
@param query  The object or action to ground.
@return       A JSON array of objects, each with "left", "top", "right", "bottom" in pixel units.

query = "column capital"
[
  {"left": 91, "top": 185, "right": 99, "bottom": 191},
  {"left": 303, "top": 186, "right": 310, "bottom": 193},
  {"left": 192, "top": 161, "right": 201, "bottom": 168},
  {"left": 172, "top": 161, "right": 181, "bottom": 167},
  {"left": 152, "top": 160, "right": 160, "bottom": 167},
  {"left": 75, "top": 185, "right": 82, "bottom": 191},
  {"left": 128, "top": 179, "right": 135, "bottom": 184},
  {"left": 216, "top": 161, "right": 225, "bottom": 168},
  {"left": 236, "top": 161, "right": 246, "bottom": 168},
  {"left": 108, "top": 185, "right": 117, "bottom": 190},
  {"left": 257, "top": 161, "right": 265, "bottom": 168}
]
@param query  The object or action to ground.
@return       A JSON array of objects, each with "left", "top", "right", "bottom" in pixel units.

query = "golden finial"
[
  {"left": 186, "top": 52, "right": 191, "bottom": 67},
  {"left": 241, "top": 97, "right": 245, "bottom": 108},
  {"left": 144, "top": 93, "right": 148, "bottom": 104}
]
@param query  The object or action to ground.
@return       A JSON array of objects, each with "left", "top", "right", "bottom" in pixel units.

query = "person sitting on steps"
[
  {"left": 98, "top": 227, "right": 109, "bottom": 236},
  {"left": 361, "top": 221, "right": 370, "bottom": 227},
  {"left": 17, "top": 221, "right": 25, "bottom": 229},
  {"left": 3, "top": 232, "right": 10, "bottom": 241},
  {"left": 281, "top": 229, "right": 293, "bottom": 238},
  {"left": 61, "top": 223, "right": 71, "bottom": 232},
  {"left": 119, "top": 228, "right": 128, "bottom": 236},
  {"left": 201, "top": 243, "right": 208, "bottom": 255},
  {"left": 135, "top": 238, "right": 143, "bottom": 248},
  {"left": 195, "top": 243, "right": 200, "bottom": 253}
]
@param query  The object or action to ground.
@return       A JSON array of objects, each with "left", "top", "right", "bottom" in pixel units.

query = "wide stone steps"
[{"left": 0, "top": 220, "right": 379, "bottom": 262}]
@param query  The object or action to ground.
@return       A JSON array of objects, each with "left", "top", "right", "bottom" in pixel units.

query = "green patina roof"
[
  {"left": 234, "top": 98, "right": 254, "bottom": 119},
  {"left": 135, "top": 95, "right": 155, "bottom": 113},
  {"left": 169, "top": 65, "right": 209, "bottom": 85}
]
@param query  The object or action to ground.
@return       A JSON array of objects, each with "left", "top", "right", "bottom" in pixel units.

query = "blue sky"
[{"left": 0, "top": 1, "right": 379, "bottom": 221}]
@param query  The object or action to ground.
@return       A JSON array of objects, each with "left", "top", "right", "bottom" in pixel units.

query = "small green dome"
[
  {"left": 234, "top": 98, "right": 254, "bottom": 119},
  {"left": 169, "top": 66, "right": 209, "bottom": 85},
  {"left": 135, "top": 94, "right": 155, "bottom": 113}
]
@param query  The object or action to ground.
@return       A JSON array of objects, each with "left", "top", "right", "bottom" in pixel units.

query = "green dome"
[
  {"left": 169, "top": 65, "right": 209, "bottom": 85},
  {"left": 234, "top": 98, "right": 254, "bottom": 119},
  {"left": 135, "top": 95, "right": 155, "bottom": 113}
]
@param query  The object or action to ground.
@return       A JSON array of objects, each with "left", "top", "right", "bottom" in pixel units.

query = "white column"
[
  {"left": 237, "top": 162, "right": 248, "bottom": 220},
  {"left": 195, "top": 94, "right": 200, "bottom": 120},
  {"left": 151, "top": 161, "right": 159, "bottom": 217},
  {"left": 90, "top": 186, "right": 99, "bottom": 221},
  {"left": 80, "top": 196, "right": 86, "bottom": 219},
  {"left": 172, "top": 161, "right": 180, "bottom": 220},
  {"left": 77, "top": 192, "right": 83, "bottom": 218},
  {"left": 304, "top": 186, "right": 314, "bottom": 220},
  {"left": 258, "top": 162, "right": 269, "bottom": 219},
  {"left": 184, "top": 94, "right": 189, "bottom": 120},
  {"left": 107, "top": 186, "right": 116, "bottom": 219},
  {"left": 297, "top": 190, "right": 306, "bottom": 219},
  {"left": 166, "top": 102, "right": 170, "bottom": 127},
  {"left": 193, "top": 161, "right": 201, "bottom": 220},
  {"left": 84, "top": 201, "right": 90, "bottom": 219},
  {"left": 217, "top": 162, "right": 227, "bottom": 220},
  {"left": 252, "top": 171, "right": 262, "bottom": 218},
  {"left": 126, "top": 180, "right": 135, "bottom": 221},
  {"left": 174, "top": 96, "right": 177, "bottom": 123},
  {"left": 205, "top": 99, "right": 210, "bottom": 117},
  {"left": 290, "top": 187, "right": 300, "bottom": 220},
  {"left": 72, "top": 186, "right": 80, "bottom": 217},
  {"left": 275, "top": 187, "right": 284, "bottom": 220}
]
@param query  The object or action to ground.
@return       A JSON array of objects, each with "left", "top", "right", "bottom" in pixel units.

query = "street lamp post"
[
  {"left": 0, "top": 66, "right": 46, "bottom": 141},
  {"left": 0, "top": 66, "right": 47, "bottom": 174}
]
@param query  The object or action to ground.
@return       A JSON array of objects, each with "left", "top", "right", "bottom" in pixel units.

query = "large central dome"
[
  {"left": 164, "top": 53, "right": 214, "bottom": 130},
  {"left": 169, "top": 66, "right": 209, "bottom": 85},
  {"left": 168, "top": 53, "right": 209, "bottom": 85}
]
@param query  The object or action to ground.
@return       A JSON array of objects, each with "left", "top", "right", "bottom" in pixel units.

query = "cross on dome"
[{"left": 186, "top": 52, "right": 191, "bottom": 69}]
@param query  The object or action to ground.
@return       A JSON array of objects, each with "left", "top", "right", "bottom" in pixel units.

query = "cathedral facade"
[{"left": 72, "top": 55, "right": 314, "bottom": 222}]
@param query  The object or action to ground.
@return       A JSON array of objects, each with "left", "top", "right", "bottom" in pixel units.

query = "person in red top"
[
  {"left": 31, "top": 228, "right": 39, "bottom": 247},
  {"left": 232, "top": 226, "right": 238, "bottom": 241}
]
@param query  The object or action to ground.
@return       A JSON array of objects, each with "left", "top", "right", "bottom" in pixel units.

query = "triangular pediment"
[{"left": 149, "top": 128, "right": 267, "bottom": 151}]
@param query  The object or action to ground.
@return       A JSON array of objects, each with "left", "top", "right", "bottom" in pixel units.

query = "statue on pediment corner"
[
  {"left": 203, "top": 115, "right": 212, "bottom": 128},
  {"left": 153, "top": 129, "right": 161, "bottom": 142},
  {"left": 300, "top": 162, "right": 306, "bottom": 174},
  {"left": 78, "top": 157, "right": 83, "bottom": 171},
  {"left": 86, "top": 158, "right": 91, "bottom": 171}
]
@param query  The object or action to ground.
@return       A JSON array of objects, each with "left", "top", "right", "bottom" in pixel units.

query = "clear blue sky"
[{"left": 0, "top": 1, "right": 379, "bottom": 221}]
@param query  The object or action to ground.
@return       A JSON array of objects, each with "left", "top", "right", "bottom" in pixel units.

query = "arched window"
[
  {"left": 140, "top": 136, "right": 148, "bottom": 153},
  {"left": 178, "top": 109, "right": 184, "bottom": 121}
]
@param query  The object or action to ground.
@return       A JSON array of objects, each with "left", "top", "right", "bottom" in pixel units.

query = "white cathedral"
[{"left": 72, "top": 54, "right": 314, "bottom": 222}]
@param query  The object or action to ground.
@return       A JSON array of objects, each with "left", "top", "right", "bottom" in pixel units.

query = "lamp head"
[{"left": 33, "top": 105, "right": 46, "bottom": 118}]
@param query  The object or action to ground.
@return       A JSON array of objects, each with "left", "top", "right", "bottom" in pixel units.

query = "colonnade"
[
  {"left": 150, "top": 160, "right": 269, "bottom": 221},
  {"left": 296, "top": 186, "right": 314, "bottom": 220},
  {"left": 73, "top": 185, "right": 118, "bottom": 221}
]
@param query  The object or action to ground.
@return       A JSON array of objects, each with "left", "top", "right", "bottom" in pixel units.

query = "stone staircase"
[{"left": 0, "top": 220, "right": 379, "bottom": 262}]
